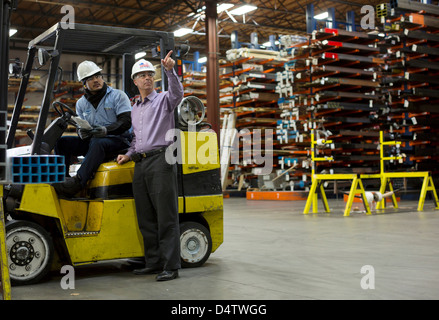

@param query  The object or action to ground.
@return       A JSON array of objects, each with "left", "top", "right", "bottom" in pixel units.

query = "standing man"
[
  {"left": 117, "top": 51, "right": 184, "bottom": 281},
  {"left": 54, "top": 60, "right": 132, "bottom": 197}
]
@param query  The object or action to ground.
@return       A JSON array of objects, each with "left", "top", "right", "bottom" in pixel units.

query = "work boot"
[{"left": 53, "top": 175, "right": 83, "bottom": 197}]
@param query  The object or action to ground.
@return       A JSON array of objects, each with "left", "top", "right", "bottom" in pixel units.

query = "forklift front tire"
[
  {"left": 5, "top": 220, "right": 55, "bottom": 286},
  {"left": 180, "top": 221, "right": 212, "bottom": 268}
]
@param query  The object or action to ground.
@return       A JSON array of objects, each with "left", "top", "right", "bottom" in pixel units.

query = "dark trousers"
[
  {"left": 132, "top": 151, "right": 181, "bottom": 271},
  {"left": 55, "top": 136, "right": 129, "bottom": 186}
]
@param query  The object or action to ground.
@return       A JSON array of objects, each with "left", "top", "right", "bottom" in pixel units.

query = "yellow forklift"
[{"left": 2, "top": 23, "right": 223, "bottom": 285}]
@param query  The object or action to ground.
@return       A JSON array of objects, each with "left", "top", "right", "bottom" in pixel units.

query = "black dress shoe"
[
  {"left": 133, "top": 266, "right": 162, "bottom": 275},
  {"left": 156, "top": 270, "right": 178, "bottom": 281}
]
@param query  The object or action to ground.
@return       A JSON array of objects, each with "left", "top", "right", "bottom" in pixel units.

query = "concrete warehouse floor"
[{"left": 8, "top": 197, "right": 439, "bottom": 300}]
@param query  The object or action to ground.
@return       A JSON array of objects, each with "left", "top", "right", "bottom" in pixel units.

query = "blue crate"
[{"left": 11, "top": 155, "right": 65, "bottom": 184}]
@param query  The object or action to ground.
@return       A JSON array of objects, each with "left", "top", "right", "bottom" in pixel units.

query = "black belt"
[{"left": 132, "top": 147, "right": 167, "bottom": 162}]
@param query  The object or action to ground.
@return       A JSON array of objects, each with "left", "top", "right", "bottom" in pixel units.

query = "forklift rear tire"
[
  {"left": 5, "top": 220, "right": 54, "bottom": 286},
  {"left": 180, "top": 221, "right": 212, "bottom": 268}
]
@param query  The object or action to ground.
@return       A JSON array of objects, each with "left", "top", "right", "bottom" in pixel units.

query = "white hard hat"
[
  {"left": 131, "top": 59, "right": 155, "bottom": 79},
  {"left": 77, "top": 61, "right": 102, "bottom": 81}
]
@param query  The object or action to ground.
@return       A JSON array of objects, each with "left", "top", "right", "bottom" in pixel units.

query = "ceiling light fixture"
[
  {"left": 198, "top": 57, "right": 207, "bottom": 64},
  {"left": 314, "top": 12, "right": 329, "bottom": 20},
  {"left": 9, "top": 28, "right": 17, "bottom": 37},
  {"left": 135, "top": 52, "right": 146, "bottom": 60},
  {"left": 174, "top": 27, "right": 193, "bottom": 37},
  {"left": 228, "top": 5, "right": 257, "bottom": 15},
  {"left": 217, "top": 3, "right": 234, "bottom": 13}
]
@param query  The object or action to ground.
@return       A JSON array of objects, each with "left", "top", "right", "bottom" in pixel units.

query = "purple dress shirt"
[{"left": 126, "top": 68, "right": 183, "bottom": 157}]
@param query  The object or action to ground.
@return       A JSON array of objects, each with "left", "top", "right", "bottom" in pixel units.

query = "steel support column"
[
  {"left": 306, "top": 3, "right": 316, "bottom": 34},
  {"left": 205, "top": 0, "right": 220, "bottom": 143}
]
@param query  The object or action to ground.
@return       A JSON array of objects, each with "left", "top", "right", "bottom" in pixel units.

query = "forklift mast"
[
  {"left": 1, "top": 1, "right": 17, "bottom": 182},
  {"left": 6, "top": 23, "right": 177, "bottom": 155}
]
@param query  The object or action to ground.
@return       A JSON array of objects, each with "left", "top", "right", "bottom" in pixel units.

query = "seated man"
[{"left": 54, "top": 60, "right": 132, "bottom": 197}]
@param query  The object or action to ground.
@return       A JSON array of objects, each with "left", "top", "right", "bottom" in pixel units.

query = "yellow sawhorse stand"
[
  {"left": 0, "top": 188, "right": 12, "bottom": 300},
  {"left": 360, "top": 131, "right": 439, "bottom": 211},
  {"left": 369, "top": 172, "right": 439, "bottom": 211},
  {"left": 303, "top": 174, "right": 371, "bottom": 217}
]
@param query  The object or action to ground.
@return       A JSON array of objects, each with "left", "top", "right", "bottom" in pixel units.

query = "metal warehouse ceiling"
[{"left": 10, "top": 0, "right": 386, "bottom": 56}]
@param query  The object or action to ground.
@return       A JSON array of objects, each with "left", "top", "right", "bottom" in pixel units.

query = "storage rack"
[
  {"left": 266, "top": 2, "right": 439, "bottom": 198},
  {"left": 272, "top": 28, "right": 388, "bottom": 195},
  {"left": 219, "top": 48, "right": 288, "bottom": 191},
  {"left": 183, "top": 70, "right": 208, "bottom": 105},
  {"left": 376, "top": 0, "right": 439, "bottom": 182}
]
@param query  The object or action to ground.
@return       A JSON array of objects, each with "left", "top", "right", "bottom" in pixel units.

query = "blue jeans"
[{"left": 55, "top": 136, "right": 129, "bottom": 186}]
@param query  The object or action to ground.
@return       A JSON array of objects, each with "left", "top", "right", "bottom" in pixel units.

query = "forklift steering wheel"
[{"left": 52, "top": 101, "right": 77, "bottom": 118}]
